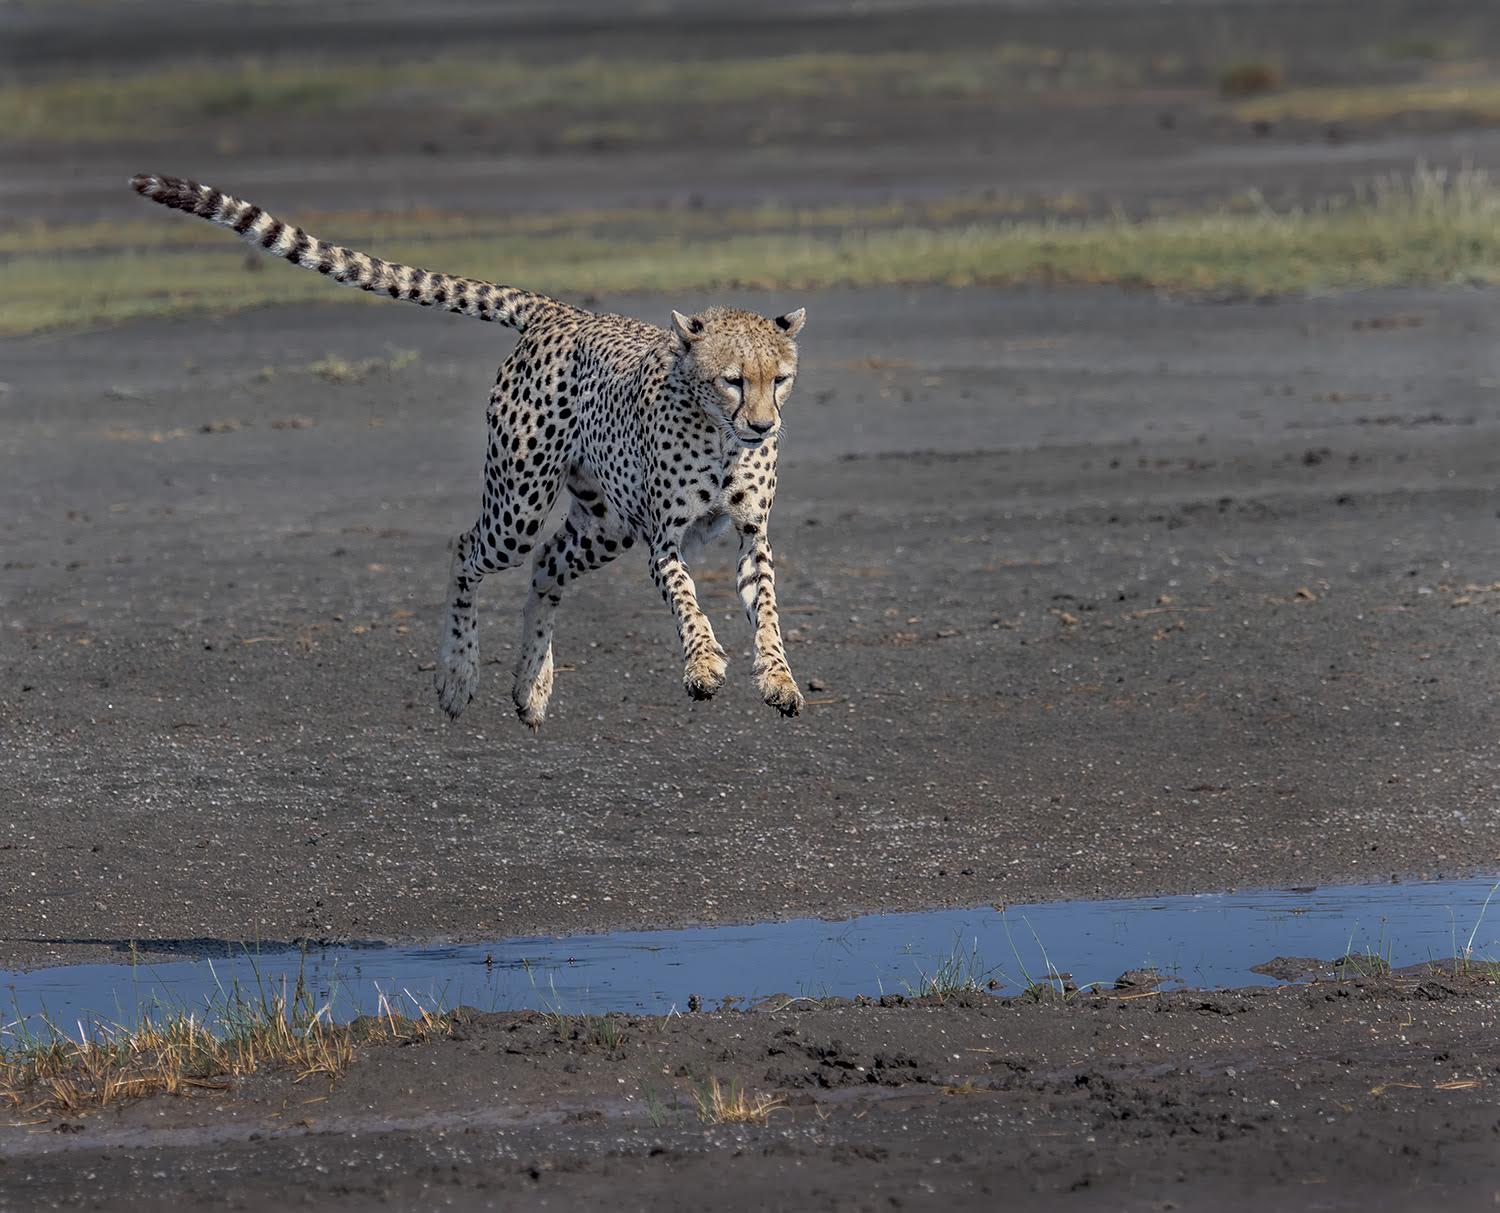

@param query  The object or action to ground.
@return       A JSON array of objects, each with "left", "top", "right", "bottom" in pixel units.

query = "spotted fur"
[{"left": 131, "top": 173, "right": 806, "bottom": 725}]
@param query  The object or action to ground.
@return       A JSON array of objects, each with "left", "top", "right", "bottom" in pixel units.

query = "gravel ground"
[
  {"left": 4, "top": 2, "right": 1500, "bottom": 1207},
  {"left": 3, "top": 285, "right": 1498, "bottom": 968}
]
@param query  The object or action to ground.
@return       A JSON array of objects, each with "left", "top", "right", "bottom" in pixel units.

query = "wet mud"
[{"left": 5, "top": 974, "right": 1500, "bottom": 1210}]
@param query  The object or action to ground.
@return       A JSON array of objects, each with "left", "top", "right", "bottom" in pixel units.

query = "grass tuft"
[
  {"left": 580, "top": 1014, "right": 629, "bottom": 1052},
  {"left": 1452, "top": 880, "right": 1500, "bottom": 977},
  {"left": 308, "top": 348, "right": 419, "bottom": 384},
  {"left": 641, "top": 1082, "right": 680, "bottom": 1129},
  {"left": 692, "top": 1076, "right": 784, "bottom": 1126},
  {"left": 1004, "top": 917, "right": 1066, "bottom": 1002},
  {"left": 1, "top": 972, "right": 448, "bottom": 1117},
  {"left": 903, "top": 936, "right": 1000, "bottom": 1001}
]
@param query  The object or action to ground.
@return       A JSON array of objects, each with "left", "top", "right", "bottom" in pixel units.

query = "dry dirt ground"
[
  {"left": 5, "top": 285, "right": 1499, "bottom": 961},
  {"left": 3, "top": 0, "right": 1500, "bottom": 1208}
]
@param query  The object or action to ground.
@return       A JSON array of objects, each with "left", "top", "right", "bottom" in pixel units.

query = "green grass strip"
[
  {"left": 0, "top": 44, "right": 1137, "bottom": 142},
  {"left": 5, "top": 170, "right": 1497, "bottom": 337}
]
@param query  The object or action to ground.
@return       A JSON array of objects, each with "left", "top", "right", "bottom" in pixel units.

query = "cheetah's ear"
[
  {"left": 671, "top": 309, "right": 706, "bottom": 348},
  {"left": 774, "top": 308, "right": 806, "bottom": 338}
]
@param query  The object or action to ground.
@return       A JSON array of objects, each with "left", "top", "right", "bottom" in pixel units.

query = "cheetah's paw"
[
  {"left": 435, "top": 639, "right": 478, "bottom": 719},
  {"left": 758, "top": 667, "right": 804, "bottom": 717},
  {"left": 513, "top": 648, "right": 555, "bottom": 731},
  {"left": 683, "top": 646, "right": 728, "bottom": 701}
]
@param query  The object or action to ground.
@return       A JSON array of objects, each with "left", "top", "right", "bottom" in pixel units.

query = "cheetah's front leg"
[
  {"left": 736, "top": 527, "right": 802, "bottom": 717},
  {"left": 650, "top": 540, "right": 727, "bottom": 701}
]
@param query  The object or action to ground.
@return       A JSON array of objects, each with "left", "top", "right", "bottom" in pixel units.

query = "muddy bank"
[{"left": 4, "top": 972, "right": 1499, "bottom": 1210}]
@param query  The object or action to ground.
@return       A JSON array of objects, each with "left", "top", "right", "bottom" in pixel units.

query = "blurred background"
[{"left": 6, "top": 0, "right": 1500, "bottom": 331}]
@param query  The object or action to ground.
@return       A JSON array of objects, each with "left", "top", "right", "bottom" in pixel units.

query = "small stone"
[{"left": 807, "top": 677, "right": 826, "bottom": 692}]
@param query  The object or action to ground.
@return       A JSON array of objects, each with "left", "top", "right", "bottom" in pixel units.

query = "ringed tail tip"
[{"left": 131, "top": 173, "right": 203, "bottom": 213}]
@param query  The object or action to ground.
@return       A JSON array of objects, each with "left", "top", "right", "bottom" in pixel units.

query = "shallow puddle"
[{"left": 3, "top": 877, "right": 1497, "bottom": 1040}]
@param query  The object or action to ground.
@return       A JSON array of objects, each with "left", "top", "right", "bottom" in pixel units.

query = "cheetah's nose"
[{"left": 747, "top": 419, "right": 775, "bottom": 434}]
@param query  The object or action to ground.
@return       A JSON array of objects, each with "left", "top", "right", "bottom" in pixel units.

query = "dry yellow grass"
[
  {"left": 1, "top": 986, "right": 447, "bottom": 1117},
  {"left": 308, "top": 348, "right": 419, "bottom": 384},
  {"left": 1236, "top": 78, "right": 1500, "bottom": 123},
  {"left": 693, "top": 1076, "right": 785, "bottom": 1126}
]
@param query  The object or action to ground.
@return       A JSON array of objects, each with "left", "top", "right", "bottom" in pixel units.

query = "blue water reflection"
[{"left": 3, "top": 877, "right": 1496, "bottom": 1040}]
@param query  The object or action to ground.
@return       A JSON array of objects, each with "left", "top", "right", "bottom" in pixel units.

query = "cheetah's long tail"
[{"left": 130, "top": 173, "right": 551, "bottom": 330}]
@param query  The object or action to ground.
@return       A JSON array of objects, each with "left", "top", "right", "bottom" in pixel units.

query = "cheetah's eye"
[
  {"left": 721, "top": 375, "right": 743, "bottom": 390},
  {"left": 774, "top": 375, "right": 789, "bottom": 387}
]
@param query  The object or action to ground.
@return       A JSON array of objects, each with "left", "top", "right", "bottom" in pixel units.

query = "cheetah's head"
[{"left": 671, "top": 305, "right": 805, "bottom": 449}]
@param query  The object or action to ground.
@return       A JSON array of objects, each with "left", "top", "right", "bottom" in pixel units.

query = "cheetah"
[{"left": 130, "top": 173, "right": 806, "bottom": 725}]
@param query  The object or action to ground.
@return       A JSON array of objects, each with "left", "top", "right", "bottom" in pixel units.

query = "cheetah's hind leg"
[
  {"left": 436, "top": 527, "right": 482, "bottom": 718},
  {"left": 512, "top": 489, "right": 633, "bottom": 729},
  {"left": 512, "top": 642, "right": 554, "bottom": 731}
]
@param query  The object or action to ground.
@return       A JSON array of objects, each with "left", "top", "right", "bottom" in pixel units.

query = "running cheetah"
[{"left": 130, "top": 173, "right": 806, "bottom": 726}]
